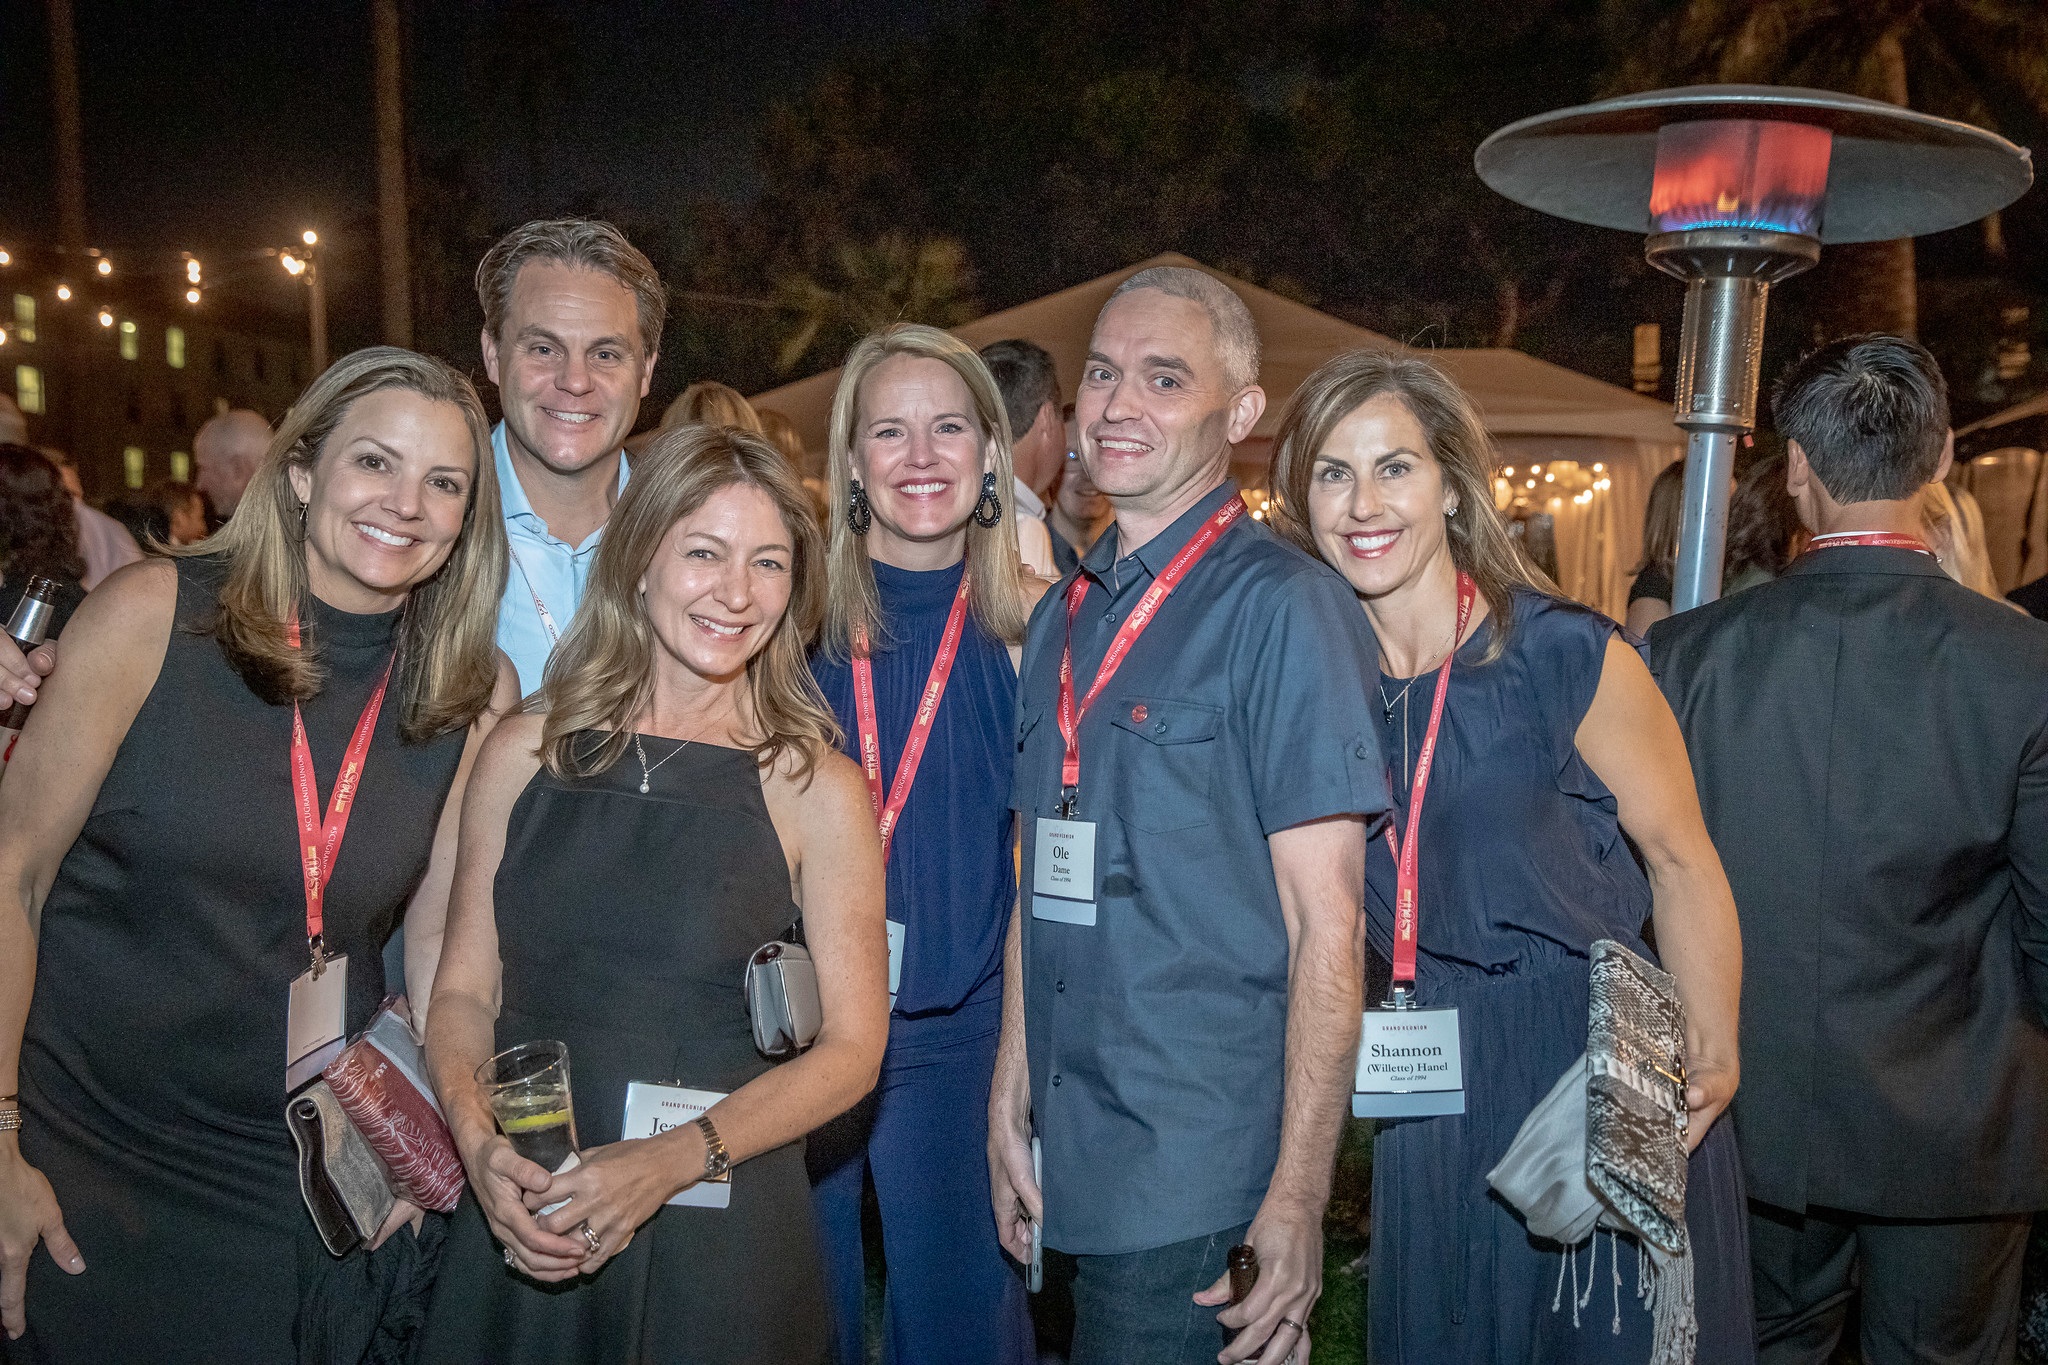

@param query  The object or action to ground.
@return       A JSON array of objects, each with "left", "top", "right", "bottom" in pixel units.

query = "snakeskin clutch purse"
[{"left": 1586, "top": 938, "right": 1689, "bottom": 1256}]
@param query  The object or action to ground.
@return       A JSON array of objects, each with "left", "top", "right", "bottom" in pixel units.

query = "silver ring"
[
  {"left": 1279, "top": 1317, "right": 1308, "bottom": 1333},
  {"left": 581, "top": 1224, "right": 602, "bottom": 1257},
  {"left": 502, "top": 1247, "right": 517, "bottom": 1269}
]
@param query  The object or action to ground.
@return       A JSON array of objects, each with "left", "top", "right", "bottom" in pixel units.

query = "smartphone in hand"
[{"left": 1028, "top": 1136, "right": 1044, "bottom": 1293}]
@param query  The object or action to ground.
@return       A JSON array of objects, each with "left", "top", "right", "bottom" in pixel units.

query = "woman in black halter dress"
[
  {"left": 0, "top": 349, "right": 515, "bottom": 1361},
  {"left": 419, "top": 425, "right": 889, "bottom": 1364}
]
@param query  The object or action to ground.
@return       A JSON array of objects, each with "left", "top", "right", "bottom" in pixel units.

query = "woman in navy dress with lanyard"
[
  {"left": 1267, "top": 350, "right": 1755, "bottom": 1363},
  {"left": 809, "top": 324, "right": 1045, "bottom": 1365}
]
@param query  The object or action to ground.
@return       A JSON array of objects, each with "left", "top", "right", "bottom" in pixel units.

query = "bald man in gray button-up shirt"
[{"left": 988, "top": 268, "right": 1387, "bottom": 1365}]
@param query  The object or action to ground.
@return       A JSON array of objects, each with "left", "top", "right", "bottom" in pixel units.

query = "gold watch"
[{"left": 696, "top": 1113, "right": 730, "bottom": 1179}]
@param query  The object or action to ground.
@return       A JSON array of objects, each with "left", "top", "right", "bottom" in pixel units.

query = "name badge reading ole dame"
[{"left": 1031, "top": 818, "right": 1096, "bottom": 925}]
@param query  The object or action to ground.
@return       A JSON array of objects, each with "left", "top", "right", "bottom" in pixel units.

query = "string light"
[
  {"left": 280, "top": 252, "right": 305, "bottom": 277},
  {"left": 301, "top": 229, "right": 318, "bottom": 246},
  {"left": 1544, "top": 470, "right": 1556, "bottom": 483},
  {"left": 186, "top": 258, "right": 202, "bottom": 284},
  {"left": 185, "top": 288, "right": 202, "bottom": 304},
  {"left": 97, "top": 309, "right": 114, "bottom": 327},
  {"left": 95, "top": 257, "right": 112, "bottom": 276},
  {"left": 55, "top": 284, "right": 71, "bottom": 301},
  {"left": 0, "top": 250, "right": 10, "bottom": 266}
]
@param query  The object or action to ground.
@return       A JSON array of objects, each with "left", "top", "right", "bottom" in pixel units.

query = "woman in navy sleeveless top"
[
  {"left": 1267, "top": 351, "right": 1755, "bottom": 1363},
  {"left": 807, "top": 324, "right": 1044, "bottom": 1365}
]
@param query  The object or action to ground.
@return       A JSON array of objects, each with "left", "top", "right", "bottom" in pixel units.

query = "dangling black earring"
[
  {"left": 847, "top": 478, "right": 872, "bottom": 536},
  {"left": 297, "top": 500, "right": 309, "bottom": 538},
  {"left": 972, "top": 471, "right": 1003, "bottom": 528}
]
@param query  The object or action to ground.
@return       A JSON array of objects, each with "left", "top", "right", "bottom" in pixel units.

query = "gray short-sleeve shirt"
[{"left": 1010, "top": 480, "right": 1388, "bottom": 1255}]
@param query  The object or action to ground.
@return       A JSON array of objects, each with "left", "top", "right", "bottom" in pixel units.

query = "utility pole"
[
  {"left": 47, "top": 0, "right": 86, "bottom": 259},
  {"left": 372, "top": 0, "right": 412, "bottom": 347},
  {"left": 46, "top": 0, "right": 88, "bottom": 479}
]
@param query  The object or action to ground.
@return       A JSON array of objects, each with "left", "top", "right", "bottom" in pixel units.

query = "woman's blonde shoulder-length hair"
[
  {"left": 820, "top": 323, "right": 1029, "bottom": 660},
  {"left": 536, "top": 423, "right": 841, "bottom": 783},
  {"left": 1267, "top": 348, "right": 1557, "bottom": 664},
  {"left": 171, "top": 346, "right": 505, "bottom": 741}
]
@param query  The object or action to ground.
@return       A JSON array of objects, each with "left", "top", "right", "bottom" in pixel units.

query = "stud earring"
[
  {"left": 972, "top": 471, "right": 1003, "bottom": 529},
  {"left": 847, "top": 478, "right": 872, "bottom": 536}
]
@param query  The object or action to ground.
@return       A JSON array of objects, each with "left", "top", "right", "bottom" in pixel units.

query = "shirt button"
[
  {"left": 1051, "top": 1074, "right": 1063, "bottom": 1087},
  {"left": 1055, "top": 979, "right": 1066, "bottom": 993},
  {"left": 1153, "top": 721, "right": 1168, "bottom": 736},
  {"left": 1355, "top": 741, "right": 1371, "bottom": 759},
  {"left": 1102, "top": 610, "right": 1118, "bottom": 625}
]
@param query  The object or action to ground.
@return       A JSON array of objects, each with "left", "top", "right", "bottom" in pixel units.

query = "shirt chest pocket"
[{"left": 1107, "top": 695, "right": 1223, "bottom": 834}]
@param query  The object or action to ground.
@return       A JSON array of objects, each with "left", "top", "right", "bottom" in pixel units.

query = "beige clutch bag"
[{"left": 287, "top": 1079, "right": 398, "bottom": 1256}]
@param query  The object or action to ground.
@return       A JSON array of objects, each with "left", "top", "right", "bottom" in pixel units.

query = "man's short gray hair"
[{"left": 1106, "top": 266, "right": 1261, "bottom": 391}]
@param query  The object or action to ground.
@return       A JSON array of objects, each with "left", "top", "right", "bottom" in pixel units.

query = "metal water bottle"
[{"left": 0, "top": 576, "right": 61, "bottom": 763}]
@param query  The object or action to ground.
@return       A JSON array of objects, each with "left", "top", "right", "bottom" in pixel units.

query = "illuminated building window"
[
  {"left": 166, "top": 326, "right": 185, "bottom": 369},
  {"left": 14, "top": 364, "right": 42, "bottom": 414},
  {"left": 11, "top": 295, "right": 33, "bottom": 343},
  {"left": 119, "top": 318, "right": 138, "bottom": 361},
  {"left": 123, "top": 446, "right": 146, "bottom": 489},
  {"left": 171, "top": 451, "right": 191, "bottom": 482}
]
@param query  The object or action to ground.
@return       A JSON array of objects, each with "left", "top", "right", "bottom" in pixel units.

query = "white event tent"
[{"left": 750, "top": 253, "right": 1682, "bottom": 617}]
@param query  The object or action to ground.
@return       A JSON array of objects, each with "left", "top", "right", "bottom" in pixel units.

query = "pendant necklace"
[{"left": 633, "top": 732, "right": 691, "bottom": 794}]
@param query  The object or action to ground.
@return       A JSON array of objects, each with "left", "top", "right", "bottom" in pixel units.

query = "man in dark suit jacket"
[
  {"left": 2011, "top": 573, "right": 2048, "bottom": 621},
  {"left": 1652, "top": 335, "right": 2048, "bottom": 1365}
]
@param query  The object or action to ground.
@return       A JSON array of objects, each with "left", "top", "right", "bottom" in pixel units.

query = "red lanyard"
[
  {"left": 851, "top": 574, "right": 972, "bottom": 865},
  {"left": 1806, "top": 531, "right": 1935, "bottom": 557},
  {"left": 285, "top": 615, "right": 394, "bottom": 965},
  {"left": 1380, "top": 572, "right": 1475, "bottom": 988},
  {"left": 1056, "top": 494, "right": 1246, "bottom": 814}
]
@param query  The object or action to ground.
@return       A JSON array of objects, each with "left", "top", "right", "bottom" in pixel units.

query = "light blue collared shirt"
[{"left": 493, "top": 423, "right": 630, "bottom": 697}]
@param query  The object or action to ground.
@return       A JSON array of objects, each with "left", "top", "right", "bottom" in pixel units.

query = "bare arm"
[
  {"left": 421, "top": 713, "right": 587, "bottom": 1276},
  {"left": 1625, "top": 596, "right": 1672, "bottom": 639},
  {"left": 1576, "top": 635, "right": 1742, "bottom": 1149},
  {"left": 0, "top": 562, "right": 175, "bottom": 1339},
  {"left": 402, "top": 656, "right": 522, "bottom": 1032},
  {"left": 1203, "top": 813, "right": 1366, "bottom": 1365},
  {"left": 987, "top": 841, "right": 1035, "bottom": 1261}
]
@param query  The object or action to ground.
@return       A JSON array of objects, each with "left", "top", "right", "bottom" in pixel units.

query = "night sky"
[{"left": 0, "top": 0, "right": 967, "bottom": 339}]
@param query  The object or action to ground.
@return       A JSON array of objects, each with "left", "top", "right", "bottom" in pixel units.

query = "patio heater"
[{"left": 1476, "top": 86, "right": 2032, "bottom": 609}]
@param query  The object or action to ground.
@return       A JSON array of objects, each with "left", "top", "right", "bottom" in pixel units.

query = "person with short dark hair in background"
[
  {"left": 1625, "top": 458, "right": 1684, "bottom": 635},
  {"left": 978, "top": 339, "right": 1062, "bottom": 578},
  {"left": 0, "top": 445, "right": 88, "bottom": 634},
  {"left": 1653, "top": 334, "right": 2048, "bottom": 1365},
  {"left": 1722, "top": 452, "right": 1808, "bottom": 596}
]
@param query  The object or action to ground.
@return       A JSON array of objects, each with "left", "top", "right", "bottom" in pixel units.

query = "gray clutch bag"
[
  {"left": 745, "top": 939, "right": 822, "bottom": 1059},
  {"left": 286, "top": 1079, "right": 397, "bottom": 1257},
  {"left": 1487, "top": 938, "right": 1695, "bottom": 1365}
]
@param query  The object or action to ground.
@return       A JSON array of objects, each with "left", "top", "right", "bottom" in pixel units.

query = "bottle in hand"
[
  {"left": 1222, "top": 1242, "right": 1259, "bottom": 1347},
  {"left": 0, "top": 576, "right": 60, "bottom": 765}
]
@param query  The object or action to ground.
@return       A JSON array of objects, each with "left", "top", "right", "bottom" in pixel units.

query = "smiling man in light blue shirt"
[{"left": 475, "top": 219, "right": 667, "bottom": 694}]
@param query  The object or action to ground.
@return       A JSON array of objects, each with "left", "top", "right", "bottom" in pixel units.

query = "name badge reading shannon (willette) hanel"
[
  {"left": 1353, "top": 1005, "right": 1465, "bottom": 1118},
  {"left": 1031, "top": 817, "right": 1096, "bottom": 925}
]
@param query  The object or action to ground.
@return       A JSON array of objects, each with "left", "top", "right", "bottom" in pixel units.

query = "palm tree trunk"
[
  {"left": 1820, "top": 28, "right": 1918, "bottom": 338},
  {"left": 372, "top": 0, "right": 413, "bottom": 348}
]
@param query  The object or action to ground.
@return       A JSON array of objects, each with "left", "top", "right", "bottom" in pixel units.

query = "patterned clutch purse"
[{"left": 1586, "top": 938, "right": 1689, "bottom": 1257}]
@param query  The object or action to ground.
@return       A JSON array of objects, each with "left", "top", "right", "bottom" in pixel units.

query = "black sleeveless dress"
[
  {"left": 11, "top": 559, "right": 466, "bottom": 1363},
  {"left": 417, "top": 738, "right": 830, "bottom": 1365}
]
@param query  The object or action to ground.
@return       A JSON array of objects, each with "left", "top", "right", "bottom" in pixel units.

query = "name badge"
[
  {"left": 886, "top": 919, "right": 905, "bottom": 1005},
  {"left": 1353, "top": 1005, "right": 1465, "bottom": 1118},
  {"left": 1031, "top": 817, "right": 1097, "bottom": 926},
  {"left": 285, "top": 954, "right": 349, "bottom": 1092},
  {"left": 623, "top": 1082, "right": 731, "bottom": 1209}
]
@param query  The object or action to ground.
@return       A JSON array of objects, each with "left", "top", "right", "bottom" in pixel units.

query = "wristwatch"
[{"left": 696, "top": 1113, "right": 730, "bottom": 1179}]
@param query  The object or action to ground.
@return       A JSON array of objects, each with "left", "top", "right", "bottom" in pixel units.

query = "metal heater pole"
[{"left": 1672, "top": 430, "right": 1738, "bottom": 610}]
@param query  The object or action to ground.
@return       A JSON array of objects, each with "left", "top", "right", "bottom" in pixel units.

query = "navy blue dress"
[
  {"left": 1364, "top": 591, "right": 1754, "bottom": 1364},
  {"left": 807, "top": 559, "right": 1032, "bottom": 1365}
]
